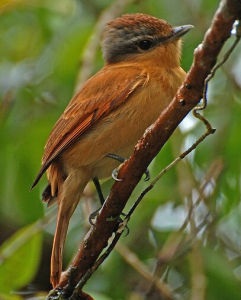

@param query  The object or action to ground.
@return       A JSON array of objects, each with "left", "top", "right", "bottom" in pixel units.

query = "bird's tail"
[{"left": 48, "top": 166, "right": 89, "bottom": 288}]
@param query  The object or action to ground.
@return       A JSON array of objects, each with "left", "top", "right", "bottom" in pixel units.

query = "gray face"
[
  {"left": 102, "top": 24, "right": 173, "bottom": 63},
  {"left": 102, "top": 14, "right": 193, "bottom": 64}
]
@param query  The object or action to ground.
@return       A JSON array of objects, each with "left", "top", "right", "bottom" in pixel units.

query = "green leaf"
[
  {"left": 0, "top": 223, "right": 43, "bottom": 293},
  {"left": 204, "top": 247, "right": 241, "bottom": 300},
  {"left": 0, "top": 293, "right": 22, "bottom": 300},
  {"left": 88, "top": 292, "right": 112, "bottom": 300}
]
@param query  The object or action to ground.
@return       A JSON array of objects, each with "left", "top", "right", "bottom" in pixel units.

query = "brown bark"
[{"left": 49, "top": 0, "right": 241, "bottom": 298}]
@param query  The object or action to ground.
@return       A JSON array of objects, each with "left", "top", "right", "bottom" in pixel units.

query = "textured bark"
[{"left": 51, "top": 0, "right": 241, "bottom": 297}]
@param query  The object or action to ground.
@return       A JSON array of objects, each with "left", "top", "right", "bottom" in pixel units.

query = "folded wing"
[{"left": 32, "top": 65, "right": 148, "bottom": 188}]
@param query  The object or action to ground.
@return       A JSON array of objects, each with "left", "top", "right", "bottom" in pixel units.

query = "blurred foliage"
[
  {"left": 0, "top": 224, "right": 42, "bottom": 293},
  {"left": 0, "top": 0, "right": 241, "bottom": 299}
]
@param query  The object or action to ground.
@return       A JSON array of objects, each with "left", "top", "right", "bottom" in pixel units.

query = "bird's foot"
[
  {"left": 144, "top": 168, "right": 150, "bottom": 181},
  {"left": 117, "top": 213, "right": 130, "bottom": 236},
  {"left": 47, "top": 287, "right": 64, "bottom": 300},
  {"left": 107, "top": 153, "right": 150, "bottom": 182},
  {"left": 112, "top": 164, "right": 124, "bottom": 182},
  {"left": 89, "top": 209, "right": 129, "bottom": 235},
  {"left": 106, "top": 212, "right": 130, "bottom": 236},
  {"left": 117, "top": 215, "right": 130, "bottom": 236},
  {"left": 88, "top": 207, "right": 101, "bottom": 226}
]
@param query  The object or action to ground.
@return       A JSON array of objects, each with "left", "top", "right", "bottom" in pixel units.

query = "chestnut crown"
[{"left": 102, "top": 13, "right": 192, "bottom": 63}]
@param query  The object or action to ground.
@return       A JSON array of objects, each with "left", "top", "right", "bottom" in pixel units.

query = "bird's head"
[{"left": 102, "top": 13, "right": 193, "bottom": 66}]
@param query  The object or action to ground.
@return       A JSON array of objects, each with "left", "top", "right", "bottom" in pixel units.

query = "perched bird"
[{"left": 32, "top": 13, "right": 192, "bottom": 287}]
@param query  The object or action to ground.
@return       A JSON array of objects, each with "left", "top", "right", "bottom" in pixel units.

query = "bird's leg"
[
  {"left": 106, "top": 153, "right": 150, "bottom": 181},
  {"left": 89, "top": 176, "right": 129, "bottom": 234},
  {"left": 106, "top": 153, "right": 126, "bottom": 163},
  {"left": 93, "top": 177, "right": 105, "bottom": 205},
  {"left": 89, "top": 152, "right": 150, "bottom": 227},
  {"left": 106, "top": 153, "right": 125, "bottom": 182},
  {"left": 89, "top": 177, "right": 105, "bottom": 225}
]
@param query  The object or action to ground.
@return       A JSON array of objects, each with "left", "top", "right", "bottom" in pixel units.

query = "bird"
[{"left": 31, "top": 13, "right": 193, "bottom": 288}]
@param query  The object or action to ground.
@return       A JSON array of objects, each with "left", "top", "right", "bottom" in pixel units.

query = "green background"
[{"left": 0, "top": 0, "right": 241, "bottom": 299}]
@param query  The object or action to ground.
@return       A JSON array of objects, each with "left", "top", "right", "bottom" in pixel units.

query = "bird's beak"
[{"left": 172, "top": 24, "right": 194, "bottom": 39}]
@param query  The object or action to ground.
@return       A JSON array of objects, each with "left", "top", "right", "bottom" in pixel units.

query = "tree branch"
[{"left": 49, "top": 0, "right": 241, "bottom": 298}]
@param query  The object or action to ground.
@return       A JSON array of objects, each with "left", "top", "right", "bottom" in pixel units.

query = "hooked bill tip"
[{"left": 173, "top": 24, "right": 194, "bottom": 38}]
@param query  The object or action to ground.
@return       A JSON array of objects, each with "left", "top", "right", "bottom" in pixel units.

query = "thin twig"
[
  {"left": 116, "top": 243, "right": 174, "bottom": 300},
  {"left": 145, "top": 213, "right": 212, "bottom": 299},
  {"left": 190, "top": 241, "right": 206, "bottom": 300},
  {"left": 131, "top": 19, "right": 241, "bottom": 224},
  {"left": 122, "top": 121, "right": 215, "bottom": 223},
  {"left": 179, "top": 158, "right": 224, "bottom": 233},
  {"left": 193, "top": 20, "right": 241, "bottom": 121},
  {"left": 53, "top": 1, "right": 241, "bottom": 297},
  {"left": 70, "top": 228, "right": 124, "bottom": 299},
  {"left": 71, "top": 157, "right": 223, "bottom": 299},
  {"left": 146, "top": 158, "right": 223, "bottom": 298}
]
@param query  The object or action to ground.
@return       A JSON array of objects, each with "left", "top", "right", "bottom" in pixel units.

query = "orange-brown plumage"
[{"left": 32, "top": 13, "right": 192, "bottom": 287}]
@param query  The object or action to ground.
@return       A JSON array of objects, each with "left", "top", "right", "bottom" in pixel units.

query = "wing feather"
[{"left": 32, "top": 65, "right": 148, "bottom": 188}]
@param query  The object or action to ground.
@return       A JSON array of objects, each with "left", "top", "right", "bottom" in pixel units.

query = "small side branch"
[{"left": 48, "top": 0, "right": 241, "bottom": 298}]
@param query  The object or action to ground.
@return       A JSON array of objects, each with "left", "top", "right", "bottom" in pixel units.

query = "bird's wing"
[{"left": 32, "top": 65, "right": 148, "bottom": 188}]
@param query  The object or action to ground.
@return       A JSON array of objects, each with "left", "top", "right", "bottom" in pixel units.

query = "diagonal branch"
[{"left": 49, "top": 0, "right": 241, "bottom": 298}]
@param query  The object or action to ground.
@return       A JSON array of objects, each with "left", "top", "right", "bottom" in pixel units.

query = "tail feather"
[
  {"left": 47, "top": 163, "right": 59, "bottom": 198},
  {"left": 51, "top": 207, "right": 75, "bottom": 287},
  {"left": 42, "top": 184, "right": 52, "bottom": 202},
  {"left": 50, "top": 169, "right": 89, "bottom": 288},
  {"left": 42, "top": 184, "right": 58, "bottom": 207}
]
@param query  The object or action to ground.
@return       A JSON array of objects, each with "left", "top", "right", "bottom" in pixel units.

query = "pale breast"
[{"left": 61, "top": 65, "right": 185, "bottom": 179}]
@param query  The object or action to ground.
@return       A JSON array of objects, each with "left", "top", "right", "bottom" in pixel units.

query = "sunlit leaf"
[
  {"left": 0, "top": 293, "right": 22, "bottom": 300},
  {"left": 0, "top": 224, "right": 43, "bottom": 293}
]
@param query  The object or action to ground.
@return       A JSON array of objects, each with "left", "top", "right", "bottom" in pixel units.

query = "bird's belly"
[
  {"left": 91, "top": 143, "right": 136, "bottom": 179},
  {"left": 61, "top": 71, "right": 184, "bottom": 179}
]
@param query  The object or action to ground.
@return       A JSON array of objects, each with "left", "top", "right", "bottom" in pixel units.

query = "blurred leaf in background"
[
  {"left": 0, "top": 0, "right": 241, "bottom": 299},
  {"left": 0, "top": 223, "right": 42, "bottom": 294}
]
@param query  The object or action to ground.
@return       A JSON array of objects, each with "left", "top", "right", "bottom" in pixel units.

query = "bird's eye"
[{"left": 138, "top": 40, "right": 152, "bottom": 50}]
